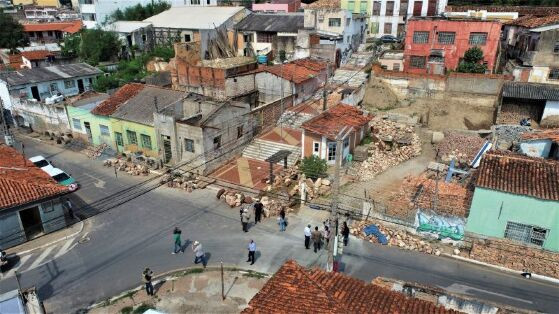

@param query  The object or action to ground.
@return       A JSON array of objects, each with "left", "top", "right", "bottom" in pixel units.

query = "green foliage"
[
  {"left": 79, "top": 29, "right": 121, "bottom": 65},
  {"left": 300, "top": 155, "right": 328, "bottom": 180},
  {"left": 110, "top": 1, "right": 170, "bottom": 22},
  {"left": 456, "top": 47, "right": 487, "bottom": 74},
  {"left": 132, "top": 304, "right": 154, "bottom": 314},
  {"left": 120, "top": 307, "right": 133, "bottom": 314},
  {"left": 61, "top": 34, "right": 81, "bottom": 58},
  {"left": 0, "top": 13, "right": 29, "bottom": 53},
  {"left": 279, "top": 50, "right": 286, "bottom": 62}
]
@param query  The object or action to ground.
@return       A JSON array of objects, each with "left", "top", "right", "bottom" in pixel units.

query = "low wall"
[{"left": 469, "top": 237, "right": 559, "bottom": 279}]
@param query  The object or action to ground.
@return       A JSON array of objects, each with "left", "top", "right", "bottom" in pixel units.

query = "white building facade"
[
  {"left": 170, "top": 0, "right": 217, "bottom": 6},
  {"left": 78, "top": 0, "right": 155, "bottom": 29},
  {"left": 369, "top": 0, "right": 447, "bottom": 38}
]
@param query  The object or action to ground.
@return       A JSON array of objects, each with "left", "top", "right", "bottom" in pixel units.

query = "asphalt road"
[{"left": 1, "top": 137, "right": 558, "bottom": 313}]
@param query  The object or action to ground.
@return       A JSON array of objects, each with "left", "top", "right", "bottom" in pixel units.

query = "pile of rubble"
[
  {"left": 357, "top": 119, "right": 422, "bottom": 181},
  {"left": 85, "top": 143, "right": 109, "bottom": 159},
  {"left": 163, "top": 171, "right": 215, "bottom": 192},
  {"left": 216, "top": 190, "right": 292, "bottom": 217},
  {"left": 351, "top": 220, "right": 463, "bottom": 256},
  {"left": 492, "top": 125, "right": 531, "bottom": 150},
  {"left": 298, "top": 177, "right": 332, "bottom": 201},
  {"left": 436, "top": 132, "right": 486, "bottom": 166},
  {"left": 103, "top": 158, "right": 150, "bottom": 176}
]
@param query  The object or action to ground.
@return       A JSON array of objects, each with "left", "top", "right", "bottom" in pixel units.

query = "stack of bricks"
[{"left": 470, "top": 237, "right": 559, "bottom": 279}]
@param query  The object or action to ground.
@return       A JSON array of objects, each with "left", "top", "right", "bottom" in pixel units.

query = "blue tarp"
[{"left": 363, "top": 224, "right": 388, "bottom": 245}]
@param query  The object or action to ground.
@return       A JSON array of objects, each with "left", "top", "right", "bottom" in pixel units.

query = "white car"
[
  {"left": 29, "top": 155, "right": 54, "bottom": 172},
  {"left": 45, "top": 93, "right": 64, "bottom": 105},
  {"left": 44, "top": 167, "right": 79, "bottom": 192}
]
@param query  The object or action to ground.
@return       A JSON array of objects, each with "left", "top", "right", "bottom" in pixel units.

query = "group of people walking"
[{"left": 304, "top": 220, "right": 350, "bottom": 253}]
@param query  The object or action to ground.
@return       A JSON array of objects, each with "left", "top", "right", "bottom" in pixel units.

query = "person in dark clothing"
[
  {"left": 304, "top": 224, "right": 311, "bottom": 249},
  {"left": 142, "top": 267, "right": 154, "bottom": 296},
  {"left": 254, "top": 200, "right": 263, "bottom": 224},
  {"left": 172, "top": 227, "right": 183, "bottom": 254},
  {"left": 311, "top": 226, "right": 323, "bottom": 253},
  {"left": 247, "top": 239, "right": 256, "bottom": 265},
  {"left": 278, "top": 208, "right": 286, "bottom": 231},
  {"left": 342, "top": 221, "right": 350, "bottom": 246}
]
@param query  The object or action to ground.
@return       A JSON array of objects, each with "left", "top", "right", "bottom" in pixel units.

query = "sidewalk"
[{"left": 5, "top": 220, "right": 84, "bottom": 255}]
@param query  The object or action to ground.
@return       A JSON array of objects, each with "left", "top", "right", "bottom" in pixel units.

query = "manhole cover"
[{"left": 78, "top": 236, "right": 90, "bottom": 244}]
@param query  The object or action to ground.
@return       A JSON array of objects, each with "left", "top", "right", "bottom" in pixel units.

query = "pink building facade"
[{"left": 252, "top": 0, "right": 301, "bottom": 13}]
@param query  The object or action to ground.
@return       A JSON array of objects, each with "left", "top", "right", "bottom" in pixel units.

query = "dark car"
[{"left": 380, "top": 35, "right": 401, "bottom": 43}]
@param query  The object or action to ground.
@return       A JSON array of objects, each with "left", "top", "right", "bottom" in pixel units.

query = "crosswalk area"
[{"left": 1, "top": 238, "right": 78, "bottom": 279}]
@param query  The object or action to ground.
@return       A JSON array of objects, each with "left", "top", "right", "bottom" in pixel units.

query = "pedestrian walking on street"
[
  {"left": 304, "top": 224, "right": 311, "bottom": 249},
  {"left": 311, "top": 226, "right": 323, "bottom": 253},
  {"left": 254, "top": 200, "right": 263, "bottom": 224},
  {"left": 278, "top": 208, "right": 286, "bottom": 232},
  {"left": 342, "top": 221, "right": 350, "bottom": 246},
  {"left": 241, "top": 208, "right": 251, "bottom": 232},
  {"left": 142, "top": 267, "right": 154, "bottom": 296},
  {"left": 172, "top": 227, "right": 183, "bottom": 254},
  {"left": 192, "top": 241, "right": 206, "bottom": 268},
  {"left": 65, "top": 198, "right": 75, "bottom": 220},
  {"left": 247, "top": 239, "right": 256, "bottom": 265},
  {"left": 323, "top": 225, "right": 331, "bottom": 247}
]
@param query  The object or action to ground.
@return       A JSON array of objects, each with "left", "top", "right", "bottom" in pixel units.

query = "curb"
[
  {"left": 444, "top": 253, "right": 559, "bottom": 285},
  {"left": 10, "top": 221, "right": 85, "bottom": 256},
  {"left": 87, "top": 264, "right": 268, "bottom": 310}
]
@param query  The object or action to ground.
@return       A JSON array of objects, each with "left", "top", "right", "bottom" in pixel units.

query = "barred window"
[
  {"left": 184, "top": 138, "right": 194, "bottom": 152},
  {"left": 504, "top": 222, "right": 547, "bottom": 247},
  {"left": 409, "top": 56, "right": 426, "bottom": 68},
  {"left": 328, "top": 18, "right": 341, "bottom": 27},
  {"left": 72, "top": 118, "right": 81, "bottom": 130},
  {"left": 554, "top": 41, "right": 559, "bottom": 53},
  {"left": 99, "top": 124, "right": 110, "bottom": 136},
  {"left": 372, "top": 1, "right": 381, "bottom": 15},
  {"left": 549, "top": 68, "right": 559, "bottom": 80},
  {"left": 413, "top": 31, "right": 429, "bottom": 44},
  {"left": 140, "top": 134, "right": 152, "bottom": 150},
  {"left": 126, "top": 130, "right": 137, "bottom": 145},
  {"left": 257, "top": 32, "right": 274, "bottom": 43},
  {"left": 438, "top": 32, "right": 455, "bottom": 44},
  {"left": 469, "top": 32, "right": 487, "bottom": 45},
  {"left": 400, "top": 1, "right": 408, "bottom": 15}
]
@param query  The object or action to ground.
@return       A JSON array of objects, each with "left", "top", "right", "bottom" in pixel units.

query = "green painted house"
[
  {"left": 65, "top": 92, "right": 113, "bottom": 150},
  {"left": 466, "top": 152, "right": 559, "bottom": 252},
  {"left": 341, "top": 0, "right": 371, "bottom": 15},
  {"left": 91, "top": 83, "right": 186, "bottom": 158}
]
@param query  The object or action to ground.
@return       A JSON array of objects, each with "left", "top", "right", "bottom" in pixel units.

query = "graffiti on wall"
[{"left": 416, "top": 210, "right": 465, "bottom": 241}]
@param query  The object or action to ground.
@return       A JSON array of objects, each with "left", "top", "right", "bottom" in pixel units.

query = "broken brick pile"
[
  {"left": 497, "top": 102, "right": 542, "bottom": 126},
  {"left": 216, "top": 189, "right": 293, "bottom": 217},
  {"left": 103, "top": 158, "right": 150, "bottom": 176},
  {"left": 388, "top": 176, "right": 472, "bottom": 220},
  {"left": 356, "top": 118, "right": 422, "bottom": 181},
  {"left": 436, "top": 131, "right": 486, "bottom": 166},
  {"left": 162, "top": 171, "right": 215, "bottom": 192},
  {"left": 469, "top": 237, "right": 559, "bottom": 279}
]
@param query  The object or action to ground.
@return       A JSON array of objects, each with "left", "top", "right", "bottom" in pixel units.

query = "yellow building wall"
[
  {"left": 109, "top": 118, "right": 159, "bottom": 158},
  {"left": 13, "top": 0, "right": 61, "bottom": 7}
]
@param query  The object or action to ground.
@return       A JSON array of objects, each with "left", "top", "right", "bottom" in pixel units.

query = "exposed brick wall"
[
  {"left": 252, "top": 96, "right": 294, "bottom": 130},
  {"left": 469, "top": 237, "right": 559, "bottom": 279}
]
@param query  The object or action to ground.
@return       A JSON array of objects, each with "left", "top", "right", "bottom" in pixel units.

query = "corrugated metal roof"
[
  {"left": 236, "top": 13, "right": 304, "bottom": 33},
  {"left": 111, "top": 86, "right": 186, "bottom": 126},
  {"left": 502, "top": 81, "right": 559, "bottom": 100},
  {"left": 0, "top": 63, "right": 102, "bottom": 87},
  {"left": 144, "top": 6, "right": 244, "bottom": 30}
]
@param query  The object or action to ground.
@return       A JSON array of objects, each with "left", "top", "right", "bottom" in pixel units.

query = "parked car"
[
  {"left": 380, "top": 35, "right": 401, "bottom": 43},
  {"left": 45, "top": 167, "right": 78, "bottom": 191},
  {"left": 29, "top": 155, "right": 54, "bottom": 171},
  {"left": 45, "top": 92, "right": 64, "bottom": 105}
]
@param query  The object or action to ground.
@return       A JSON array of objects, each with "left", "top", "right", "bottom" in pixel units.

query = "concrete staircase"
[{"left": 242, "top": 138, "right": 300, "bottom": 166}]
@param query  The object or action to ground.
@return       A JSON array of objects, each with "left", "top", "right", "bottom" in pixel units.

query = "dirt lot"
[{"left": 363, "top": 80, "right": 496, "bottom": 131}]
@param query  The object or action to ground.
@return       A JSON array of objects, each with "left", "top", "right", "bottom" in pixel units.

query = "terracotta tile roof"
[
  {"left": 242, "top": 260, "right": 456, "bottom": 314},
  {"left": 20, "top": 50, "right": 54, "bottom": 61},
  {"left": 23, "top": 20, "right": 83, "bottom": 34},
  {"left": 521, "top": 129, "right": 559, "bottom": 142},
  {"left": 476, "top": 151, "right": 559, "bottom": 201},
  {"left": 91, "top": 83, "right": 145, "bottom": 116},
  {"left": 507, "top": 14, "right": 559, "bottom": 28},
  {"left": 258, "top": 58, "right": 327, "bottom": 84},
  {"left": 302, "top": 104, "right": 372, "bottom": 139},
  {"left": 0, "top": 146, "right": 67, "bottom": 210},
  {"left": 307, "top": 0, "right": 340, "bottom": 9}
]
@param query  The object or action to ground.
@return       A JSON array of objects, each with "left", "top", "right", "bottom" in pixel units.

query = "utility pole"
[
  {"left": 327, "top": 129, "right": 344, "bottom": 272},
  {"left": 279, "top": 61, "right": 285, "bottom": 139},
  {"left": 323, "top": 62, "right": 329, "bottom": 111}
]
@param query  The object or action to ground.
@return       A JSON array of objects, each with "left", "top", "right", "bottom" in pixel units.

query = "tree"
[
  {"left": 61, "top": 34, "right": 81, "bottom": 58},
  {"left": 300, "top": 155, "right": 328, "bottom": 180},
  {"left": 110, "top": 1, "right": 170, "bottom": 22},
  {"left": 0, "top": 13, "right": 29, "bottom": 53},
  {"left": 79, "top": 29, "right": 121, "bottom": 65},
  {"left": 456, "top": 47, "right": 487, "bottom": 74}
]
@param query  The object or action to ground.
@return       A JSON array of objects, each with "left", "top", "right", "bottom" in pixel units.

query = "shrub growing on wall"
[{"left": 300, "top": 155, "right": 328, "bottom": 180}]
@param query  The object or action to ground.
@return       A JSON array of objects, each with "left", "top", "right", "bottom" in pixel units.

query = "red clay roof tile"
[
  {"left": 302, "top": 104, "right": 372, "bottom": 139},
  {"left": 258, "top": 58, "right": 327, "bottom": 84},
  {"left": 20, "top": 50, "right": 54, "bottom": 61},
  {"left": 521, "top": 129, "right": 559, "bottom": 142},
  {"left": 0, "top": 146, "right": 67, "bottom": 210},
  {"left": 23, "top": 20, "right": 83, "bottom": 34},
  {"left": 508, "top": 14, "right": 559, "bottom": 28},
  {"left": 242, "top": 260, "right": 456, "bottom": 314},
  {"left": 476, "top": 151, "right": 559, "bottom": 201},
  {"left": 91, "top": 83, "right": 145, "bottom": 116}
]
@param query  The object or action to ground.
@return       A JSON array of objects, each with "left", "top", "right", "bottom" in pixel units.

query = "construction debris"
[
  {"left": 161, "top": 171, "right": 216, "bottom": 192},
  {"left": 103, "top": 158, "right": 150, "bottom": 176},
  {"left": 492, "top": 125, "right": 531, "bottom": 150},
  {"left": 85, "top": 143, "right": 109, "bottom": 159},
  {"left": 436, "top": 131, "right": 486, "bottom": 166},
  {"left": 215, "top": 190, "right": 293, "bottom": 218},
  {"left": 356, "top": 118, "right": 422, "bottom": 181}
]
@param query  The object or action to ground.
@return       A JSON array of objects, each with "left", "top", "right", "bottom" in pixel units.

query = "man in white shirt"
[
  {"left": 304, "top": 224, "right": 311, "bottom": 249},
  {"left": 192, "top": 241, "right": 206, "bottom": 268},
  {"left": 247, "top": 240, "right": 256, "bottom": 265}
]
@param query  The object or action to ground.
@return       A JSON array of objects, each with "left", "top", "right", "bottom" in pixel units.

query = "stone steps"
[{"left": 242, "top": 138, "right": 300, "bottom": 166}]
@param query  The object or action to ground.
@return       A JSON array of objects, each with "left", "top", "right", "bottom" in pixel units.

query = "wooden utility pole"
[
  {"left": 322, "top": 63, "right": 329, "bottom": 111},
  {"left": 221, "top": 261, "right": 225, "bottom": 300},
  {"left": 327, "top": 129, "right": 344, "bottom": 272}
]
